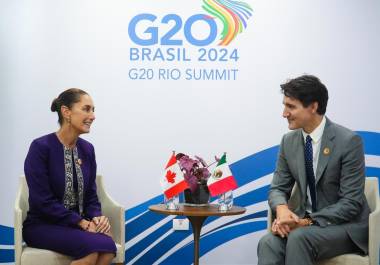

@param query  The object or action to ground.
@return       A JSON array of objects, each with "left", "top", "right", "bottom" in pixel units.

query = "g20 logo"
[
  {"left": 128, "top": 0, "right": 253, "bottom": 47},
  {"left": 128, "top": 14, "right": 218, "bottom": 46}
]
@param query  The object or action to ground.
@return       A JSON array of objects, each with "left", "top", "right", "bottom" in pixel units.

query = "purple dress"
[{"left": 22, "top": 133, "right": 116, "bottom": 259}]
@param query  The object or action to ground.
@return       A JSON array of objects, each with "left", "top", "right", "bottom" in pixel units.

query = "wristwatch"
[
  {"left": 305, "top": 217, "right": 313, "bottom": 226},
  {"left": 304, "top": 213, "right": 319, "bottom": 226}
]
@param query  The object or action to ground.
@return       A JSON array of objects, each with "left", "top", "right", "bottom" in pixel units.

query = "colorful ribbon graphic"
[{"left": 202, "top": 0, "right": 253, "bottom": 46}]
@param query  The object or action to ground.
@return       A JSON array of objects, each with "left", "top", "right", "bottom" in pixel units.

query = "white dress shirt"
[{"left": 302, "top": 116, "right": 326, "bottom": 213}]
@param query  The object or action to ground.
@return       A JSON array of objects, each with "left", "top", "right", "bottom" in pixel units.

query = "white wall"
[{"left": 1, "top": 0, "right": 379, "bottom": 264}]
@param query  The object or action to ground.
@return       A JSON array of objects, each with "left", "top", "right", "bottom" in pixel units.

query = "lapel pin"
[{"left": 323, "top": 147, "right": 330, "bottom": 155}]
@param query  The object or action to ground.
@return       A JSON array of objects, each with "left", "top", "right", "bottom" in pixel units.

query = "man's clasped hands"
[{"left": 272, "top": 205, "right": 312, "bottom": 238}]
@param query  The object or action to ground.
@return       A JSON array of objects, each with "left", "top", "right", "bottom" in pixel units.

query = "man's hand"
[
  {"left": 272, "top": 205, "right": 300, "bottom": 237},
  {"left": 276, "top": 204, "right": 299, "bottom": 226},
  {"left": 272, "top": 218, "right": 289, "bottom": 237},
  {"left": 272, "top": 217, "right": 311, "bottom": 237}
]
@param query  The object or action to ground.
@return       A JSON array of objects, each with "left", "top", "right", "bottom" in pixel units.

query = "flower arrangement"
[{"left": 175, "top": 153, "right": 216, "bottom": 204}]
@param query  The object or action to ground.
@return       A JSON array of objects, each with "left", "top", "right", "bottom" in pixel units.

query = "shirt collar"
[{"left": 302, "top": 116, "right": 326, "bottom": 144}]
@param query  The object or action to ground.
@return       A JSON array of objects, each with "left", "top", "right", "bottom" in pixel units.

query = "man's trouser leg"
[
  {"left": 257, "top": 232, "right": 287, "bottom": 265},
  {"left": 258, "top": 225, "right": 360, "bottom": 265},
  {"left": 285, "top": 225, "right": 359, "bottom": 265}
]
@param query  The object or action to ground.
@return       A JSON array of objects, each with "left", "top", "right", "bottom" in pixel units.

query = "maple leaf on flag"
[
  {"left": 166, "top": 170, "right": 176, "bottom": 183},
  {"left": 161, "top": 152, "right": 188, "bottom": 199}
]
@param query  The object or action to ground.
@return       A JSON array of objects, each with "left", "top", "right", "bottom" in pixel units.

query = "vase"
[{"left": 184, "top": 182, "right": 210, "bottom": 205}]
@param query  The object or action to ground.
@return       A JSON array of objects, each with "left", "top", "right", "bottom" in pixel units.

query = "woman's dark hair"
[
  {"left": 51, "top": 88, "right": 88, "bottom": 125},
  {"left": 280, "top": 75, "right": 329, "bottom": 115}
]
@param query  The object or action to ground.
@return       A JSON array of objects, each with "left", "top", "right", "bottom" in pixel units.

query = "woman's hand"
[
  {"left": 92, "top": 216, "right": 111, "bottom": 235},
  {"left": 87, "top": 221, "right": 97, "bottom": 233},
  {"left": 78, "top": 219, "right": 96, "bottom": 233}
]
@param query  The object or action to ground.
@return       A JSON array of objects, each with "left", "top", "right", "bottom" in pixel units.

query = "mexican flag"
[
  {"left": 207, "top": 153, "right": 238, "bottom": 196},
  {"left": 160, "top": 153, "right": 188, "bottom": 199}
]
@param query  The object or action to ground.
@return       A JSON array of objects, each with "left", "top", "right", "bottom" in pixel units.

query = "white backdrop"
[{"left": 1, "top": 0, "right": 380, "bottom": 264}]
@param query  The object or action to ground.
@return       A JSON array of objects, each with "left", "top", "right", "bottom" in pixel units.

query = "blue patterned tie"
[{"left": 305, "top": 135, "right": 317, "bottom": 212}]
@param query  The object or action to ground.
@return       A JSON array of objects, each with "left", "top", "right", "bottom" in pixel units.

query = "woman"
[{"left": 23, "top": 88, "right": 116, "bottom": 265}]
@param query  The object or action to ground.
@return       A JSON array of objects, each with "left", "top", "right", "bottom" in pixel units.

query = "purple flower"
[{"left": 176, "top": 153, "right": 211, "bottom": 192}]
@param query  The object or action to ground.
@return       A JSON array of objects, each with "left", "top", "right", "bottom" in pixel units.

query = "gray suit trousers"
[{"left": 257, "top": 225, "right": 360, "bottom": 265}]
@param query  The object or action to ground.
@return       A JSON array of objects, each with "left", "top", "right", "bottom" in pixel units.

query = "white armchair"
[
  {"left": 14, "top": 175, "right": 125, "bottom": 265},
  {"left": 267, "top": 177, "right": 380, "bottom": 265}
]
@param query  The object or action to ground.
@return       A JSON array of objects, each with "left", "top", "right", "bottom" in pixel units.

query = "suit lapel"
[{"left": 316, "top": 118, "right": 335, "bottom": 184}]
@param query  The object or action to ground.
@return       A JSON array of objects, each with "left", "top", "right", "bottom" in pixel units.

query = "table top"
[{"left": 149, "top": 204, "right": 246, "bottom": 217}]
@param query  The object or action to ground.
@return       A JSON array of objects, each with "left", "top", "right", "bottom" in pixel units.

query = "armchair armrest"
[
  {"left": 96, "top": 175, "right": 125, "bottom": 246},
  {"left": 267, "top": 208, "right": 273, "bottom": 233},
  {"left": 102, "top": 194, "right": 125, "bottom": 245},
  {"left": 14, "top": 182, "right": 24, "bottom": 265},
  {"left": 368, "top": 197, "right": 380, "bottom": 265}
]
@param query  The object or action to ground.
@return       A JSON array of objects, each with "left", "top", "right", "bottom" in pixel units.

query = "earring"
[{"left": 66, "top": 117, "right": 71, "bottom": 124}]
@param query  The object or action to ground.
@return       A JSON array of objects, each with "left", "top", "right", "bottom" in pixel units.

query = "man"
[{"left": 257, "top": 75, "right": 370, "bottom": 265}]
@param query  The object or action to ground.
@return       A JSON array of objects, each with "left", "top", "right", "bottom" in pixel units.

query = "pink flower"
[{"left": 176, "top": 153, "right": 211, "bottom": 192}]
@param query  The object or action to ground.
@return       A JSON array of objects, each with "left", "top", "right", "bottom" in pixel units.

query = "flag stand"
[
  {"left": 218, "top": 190, "right": 233, "bottom": 212},
  {"left": 165, "top": 194, "right": 179, "bottom": 210}
]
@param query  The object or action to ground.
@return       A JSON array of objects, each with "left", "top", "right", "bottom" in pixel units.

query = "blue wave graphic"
[
  {"left": 357, "top": 131, "right": 380, "bottom": 156},
  {"left": 1, "top": 131, "right": 379, "bottom": 264},
  {"left": 126, "top": 195, "right": 163, "bottom": 221},
  {"left": 0, "top": 250, "right": 14, "bottom": 263},
  {"left": 126, "top": 210, "right": 167, "bottom": 242},
  {"left": 161, "top": 221, "right": 267, "bottom": 265},
  {"left": 126, "top": 219, "right": 180, "bottom": 262},
  {"left": 202, "top": 210, "right": 267, "bottom": 236},
  {"left": 0, "top": 225, "right": 13, "bottom": 245}
]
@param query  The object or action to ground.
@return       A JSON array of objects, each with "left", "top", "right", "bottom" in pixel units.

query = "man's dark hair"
[{"left": 280, "top": 75, "right": 329, "bottom": 115}]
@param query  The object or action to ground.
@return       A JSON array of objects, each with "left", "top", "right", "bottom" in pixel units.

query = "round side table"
[{"left": 149, "top": 204, "right": 246, "bottom": 265}]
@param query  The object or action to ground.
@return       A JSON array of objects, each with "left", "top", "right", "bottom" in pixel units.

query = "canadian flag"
[{"left": 160, "top": 153, "right": 188, "bottom": 199}]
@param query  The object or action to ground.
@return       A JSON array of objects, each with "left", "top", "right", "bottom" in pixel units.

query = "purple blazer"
[{"left": 24, "top": 133, "right": 102, "bottom": 227}]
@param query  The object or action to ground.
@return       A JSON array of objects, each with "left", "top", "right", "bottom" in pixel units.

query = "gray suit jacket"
[{"left": 269, "top": 118, "right": 370, "bottom": 253}]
